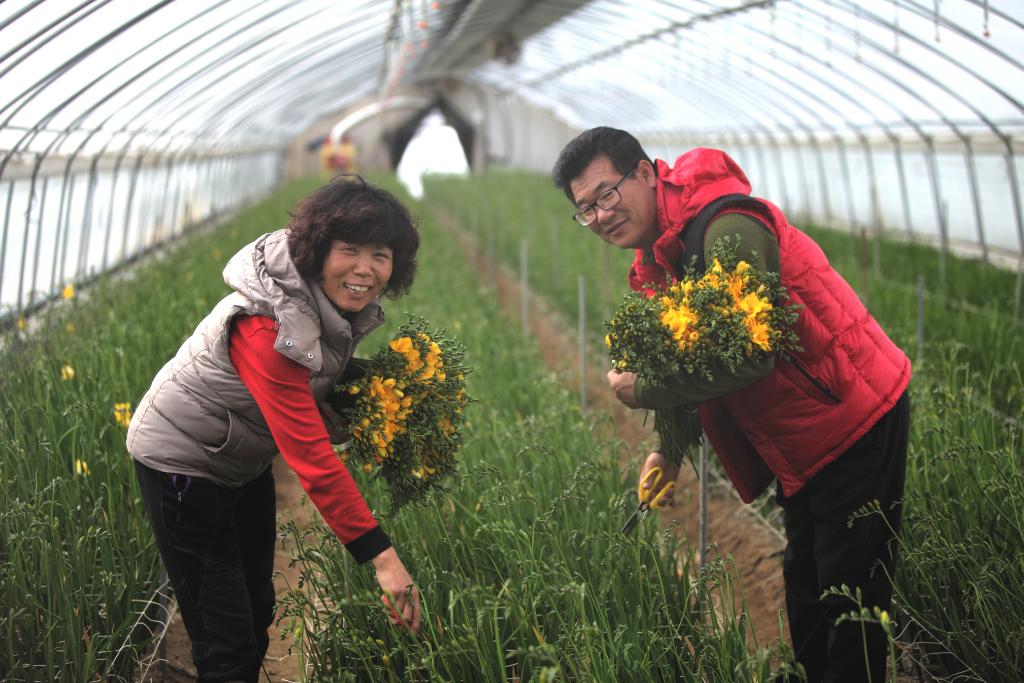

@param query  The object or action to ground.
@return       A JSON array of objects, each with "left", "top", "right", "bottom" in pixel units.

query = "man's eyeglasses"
[{"left": 573, "top": 161, "right": 639, "bottom": 227}]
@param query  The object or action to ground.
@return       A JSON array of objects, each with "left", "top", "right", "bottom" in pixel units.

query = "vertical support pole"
[
  {"left": 1015, "top": 258, "right": 1022, "bottom": 323},
  {"left": 78, "top": 159, "right": 100, "bottom": 278},
  {"left": 103, "top": 157, "right": 123, "bottom": 272},
  {"left": 520, "top": 238, "right": 528, "bottom": 337},
  {"left": 602, "top": 242, "right": 611, "bottom": 323},
  {"left": 963, "top": 139, "right": 988, "bottom": 263},
  {"left": 551, "top": 220, "right": 560, "bottom": 296},
  {"left": 916, "top": 274, "right": 926, "bottom": 357},
  {"left": 0, "top": 181, "right": 15, "bottom": 309},
  {"left": 56, "top": 173, "right": 76, "bottom": 293},
  {"left": 120, "top": 156, "right": 144, "bottom": 263},
  {"left": 939, "top": 200, "right": 949, "bottom": 292},
  {"left": 925, "top": 140, "right": 948, "bottom": 291},
  {"left": 811, "top": 136, "right": 832, "bottom": 228},
  {"left": 893, "top": 137, "right": 914, "bottom": 241},
  {"left": 861, "top": 136, "right": 882, "bottom": 276},
  {"left": 699, "top": 435, "right": 709, "bottom": 571},
  {"left": 578, "top": 274, "right": 587, "bottom": 416},
  {"left": 29, "top": 178, "right": 49, "bottom": 309},
  {"left": 15, "top": 178, "right": 33, "bottom": 311}
]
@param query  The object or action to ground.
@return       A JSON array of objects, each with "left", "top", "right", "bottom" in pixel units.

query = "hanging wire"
[
  {"left": 983, "top": 0, "right": 991, "bottom": 38},
  {"left": 893, "top": 0, "right": 901, "bottom": 54},
  {"left": 934, "top": 0, "right": 942, "bottom": 42},
  {"left": 854, "top": 3, "right": 862, "bottom": 62}
]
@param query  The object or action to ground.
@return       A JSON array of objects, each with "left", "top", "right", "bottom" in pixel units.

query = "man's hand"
[
  {"left": 607, "top": 369, "right": 640, "bottom": 408},
  {"left": 639, "top": 451, "right": 679, "bottom": 508},
  {"left": 371, "top": 547, "right": 421, "bottom": 634}
]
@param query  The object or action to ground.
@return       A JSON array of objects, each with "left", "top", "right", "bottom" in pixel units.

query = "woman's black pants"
[
  {"left": 776, "top": 390, "right": 909, "bottom": 683},
  {"left": 135, "top": 460, "right": 277, "bottom": 683}
]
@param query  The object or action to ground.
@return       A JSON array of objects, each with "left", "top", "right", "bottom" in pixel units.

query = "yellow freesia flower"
[
  {"left": 74, "top": 458, "right": 90, "bottom": 476},
  {"left": 390, "top": 337, "right": 413, "bottom": 354},
  {"left": 113, "top": 402, "right": 133, "bottom": 428},
  {"left": 61, "top": 364, "right": 75, "bottom": 381}
]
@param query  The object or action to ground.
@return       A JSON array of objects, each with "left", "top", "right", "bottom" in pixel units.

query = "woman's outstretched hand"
[{"left": 371, "top": 547, "right": 421, "bottom": 634}]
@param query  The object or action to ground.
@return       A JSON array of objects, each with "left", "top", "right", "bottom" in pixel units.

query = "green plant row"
[
  {"left": 421, "top": 170, "right": 1024, "bottom": 682},
  {"left": 280, "top": 177, "right": 795, "bottom": 681},
  {"left": 0, "top": 178, "right": 320, "bottom": 679}
]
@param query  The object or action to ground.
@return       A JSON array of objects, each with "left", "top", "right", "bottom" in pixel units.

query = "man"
[{"left": 552, "top": 127, "right": 910, "bottom": 683}]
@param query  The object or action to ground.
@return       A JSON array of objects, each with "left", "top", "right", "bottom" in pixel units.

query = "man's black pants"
[
  {"left": 135, "top": 460, "right": 277, "bottom": 683},
  {"left": 776, "top": 390, "right": 909, "bottom": 683}
]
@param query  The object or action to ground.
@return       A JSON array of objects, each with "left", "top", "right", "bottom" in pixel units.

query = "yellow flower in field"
[
  {"left": 17, "top": 317, "right": 27, "bottom": 331},
  {"left": 61, "top": 364, "right": 75, "bottom": 381},
  {"left": 65, "top": 322, "right": 74, "bottom": 333},
  {"left": 604, "top": 334, "right": 612, "bottom": 347},
  {"left": 879, "top": 610, "right": 890, "bottom": 627},
  {"left": 113, "top": 402, "right": 133, "bottom": 428},
  {"left": 62, "top": 284, "right": 75, "bottom": 299},
  {"left": 74, "top": 458, "right": 90, "bottom": 476}
]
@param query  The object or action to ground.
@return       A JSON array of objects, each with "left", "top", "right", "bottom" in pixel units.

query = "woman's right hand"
[{"left": 371, "top": 547, "right": 421, "bottom": 634}]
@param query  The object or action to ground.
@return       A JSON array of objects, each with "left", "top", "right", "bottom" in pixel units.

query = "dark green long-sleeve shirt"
[{"left": 633, "top": 212, "right": 781, "bottom": 410}]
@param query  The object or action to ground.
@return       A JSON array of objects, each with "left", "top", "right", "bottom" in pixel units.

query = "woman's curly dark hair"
[{"left": 287, "top": 175, "right": 420, "bottom": 298}]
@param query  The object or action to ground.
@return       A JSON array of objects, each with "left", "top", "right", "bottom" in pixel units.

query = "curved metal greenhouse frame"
[{"left": 2, "top": 0, "right": 1022, "bottom": 318}]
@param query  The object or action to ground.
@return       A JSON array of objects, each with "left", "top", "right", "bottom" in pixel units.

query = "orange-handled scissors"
[{"left": 620, "top": 466, "right": 675, "bottom": 534}]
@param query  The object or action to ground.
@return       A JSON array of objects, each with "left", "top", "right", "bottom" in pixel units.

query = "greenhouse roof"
[{"left": 2, "top": 0, "right": 1022, "bottom": 162}]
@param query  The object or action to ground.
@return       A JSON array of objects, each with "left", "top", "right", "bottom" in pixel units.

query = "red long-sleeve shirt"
[{"left": 229, "top": 314, "right": 390, "bottom": 563}]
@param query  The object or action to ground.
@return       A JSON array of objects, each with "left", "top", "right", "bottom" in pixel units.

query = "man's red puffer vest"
[{"left": 630, "top": 148, "right": 911, "bottom": 502}]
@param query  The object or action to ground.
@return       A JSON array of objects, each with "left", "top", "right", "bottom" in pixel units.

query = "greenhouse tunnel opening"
[
  {"left": 386, "top": 96, "right": 475, "bottom": 174},
  {"left": 396, "top": 109, "right": 470, "bottom": 199}
]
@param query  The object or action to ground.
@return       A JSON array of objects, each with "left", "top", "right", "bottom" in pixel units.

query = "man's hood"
[{"left": 628, "top": 148, "right": 751, "bottom": 294}]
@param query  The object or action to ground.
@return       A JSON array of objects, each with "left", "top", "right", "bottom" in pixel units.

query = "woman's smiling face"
[{"left": 318, "top": 240, "right": 393, "bottom": 312}]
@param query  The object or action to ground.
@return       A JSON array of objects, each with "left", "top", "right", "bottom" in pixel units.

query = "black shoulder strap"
[{"left": 679, "top": 193, "right": 765, "bottom": 275}]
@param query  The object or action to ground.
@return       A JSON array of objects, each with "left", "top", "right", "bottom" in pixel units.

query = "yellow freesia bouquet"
[
  {"left": 604, "top": 237, "right": 801, "bottom": 464},
  {"left": 332, "top": 316, "right": 471, "bottom": 513}
]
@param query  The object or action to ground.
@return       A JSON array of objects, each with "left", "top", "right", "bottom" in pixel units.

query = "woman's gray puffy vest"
[{"left": 126, "top": 229, "right": 384, "bottom": 487}]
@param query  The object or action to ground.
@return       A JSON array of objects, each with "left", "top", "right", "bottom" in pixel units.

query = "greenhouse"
[{"left": 1, "top": 0, "right": 1021, "bottom": 681}]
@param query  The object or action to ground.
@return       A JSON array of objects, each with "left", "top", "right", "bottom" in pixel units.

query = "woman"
[{"left": 128, "top": 175, "right": 421, "bottom": 682}]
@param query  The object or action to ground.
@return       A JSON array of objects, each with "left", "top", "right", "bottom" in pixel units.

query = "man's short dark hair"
[
  {"left": 551, "top": 127, "right": 653, "bottom": 204},
  {"left": 287, "top": 175, "right": 419, "bottom": 298}
]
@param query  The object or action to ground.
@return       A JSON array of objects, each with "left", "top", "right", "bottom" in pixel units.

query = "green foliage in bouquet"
[
  {"left": 332, "top": 316, "right": 471, "bottom": 513},
  {"left": 604, "top": 236, "right": 802, "bottom": 464}
]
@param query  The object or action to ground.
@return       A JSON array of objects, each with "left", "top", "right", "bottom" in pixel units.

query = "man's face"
[{"left": 569, "top": 155, "right": 659, "bottom": 251}]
